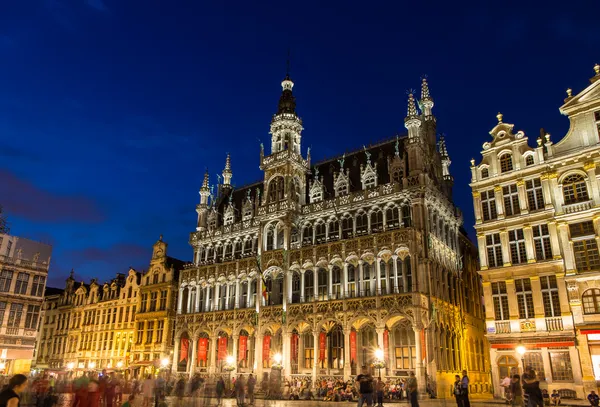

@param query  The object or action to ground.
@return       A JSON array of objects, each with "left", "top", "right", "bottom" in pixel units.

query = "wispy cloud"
[{"left": 0, "top": 169, "right": 105, "bottom": 223}]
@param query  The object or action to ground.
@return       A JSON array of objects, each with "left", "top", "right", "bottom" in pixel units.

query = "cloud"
[{"left": 0, "top": 169, "right": 105, "bottom": 223}]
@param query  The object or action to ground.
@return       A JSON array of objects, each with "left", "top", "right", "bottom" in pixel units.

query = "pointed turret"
[
  {"left": 222, "top": 153, "right": 232, "bottom": 186},
  {"left": 199, "top": 169, "right": 210, "bottom": 205},
  {"left": 438, "top": 134, "right": 452, "bottom": 178},
  {"left": 420, "top": 77, "right": 434, "bottom": 116},
  {"left": 269, "top": 65, "right": 304, "bottom": 155},
  {"left": 404, "top": 93, "right": 421, "bottom": 142}
]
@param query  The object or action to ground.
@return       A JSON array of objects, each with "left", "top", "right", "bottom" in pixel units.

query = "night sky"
[{"left": 1, "top": 1, "right": 599, "bottom": 287}]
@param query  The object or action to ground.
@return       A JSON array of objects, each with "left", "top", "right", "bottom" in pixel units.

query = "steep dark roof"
[
  {"left": 215, "top": 181, "right": 263, "bottom": 223},
  {"left": 308, "top": 135, "right": 406, "bottom": 201},
  {"left": 44, "top": 287, "right": 64, "bottom": 297}
]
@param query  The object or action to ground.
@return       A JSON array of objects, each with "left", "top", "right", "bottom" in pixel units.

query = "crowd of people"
[{"left": 501, "top": 368, "right": 600, "bottom": 407}]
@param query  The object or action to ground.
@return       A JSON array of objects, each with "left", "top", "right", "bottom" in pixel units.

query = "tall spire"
[
  {"left": 404, "top": 92, "right": 421, "bottom": 142},
  {"left": 199, "top": 169, "right": 210, "bottom": 206},
  {"left": 420, "top": 77, "right": 434, "bottom": 116},
  {"left": 201, "top": 169, "right": 210, "bottom": 191},
  {"left": 438, "top": 134, "right": 449, "bottom": 159},
  {"left": 222, "top": 153, "right": 232, "bottom": 186},
  {"left": 277, "top": 75, "right": 296, "bottom": 115},
  {"left": 438, "top": 134, "right": 452, "bottom": 179}
]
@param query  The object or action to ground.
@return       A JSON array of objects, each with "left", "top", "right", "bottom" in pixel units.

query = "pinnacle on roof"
[
  {"left": 277, "top": 75, "right": 297, "bottom": 115},
  {"left": 405, "top": 93, "right": 418, "bottom": 121},
  {"left": 438, "top": 134, "right": 449, "bottom": 159},
  {"left": 591, "top": 63, "right": 600, "bottom": 83},
  {"left": 496, "top": 112, "right": 503, "bottom": 124},
  {"left": 421, "top": 77, "right": 432, "bottom": 102},
  {"left": 223, "top": 153, "right": 232, "bottom": 174},
  {"left": 201, "top": 169, "right": 210, "bottom": 190}
]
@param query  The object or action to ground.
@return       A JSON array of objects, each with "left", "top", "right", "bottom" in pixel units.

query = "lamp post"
[
  {"left": 374, "top": 348, "right": 385, "bottom": 379},
  {"left": 516, "top": 344, "right": 526, "bottom": 374},
  {"left": 224, "top": 355, "right": 235, "bottom": 387}
]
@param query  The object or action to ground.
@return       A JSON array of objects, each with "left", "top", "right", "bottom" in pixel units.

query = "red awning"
[
  {"left": 491, "top": 342, "right": 574, "bottom": 349},
  {"left": 581, "top": 329, "right": 600, "bottom": 335}
]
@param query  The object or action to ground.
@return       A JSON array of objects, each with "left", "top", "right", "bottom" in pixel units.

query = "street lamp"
[
  {"left": 89, "top": 361, "right": 96, "bottom": 370},
  {"left": 273, "top": 353, "right": 282, "bottom": 365},
  {"left": 116, "top": 361, "right": 123, "bottom": 369},
  {"left": 67, "top": 362, "right": 75, "bottom": 370},
  {"left": 373, "top": 348, "right": 385, "bottom": 379},
  {"left": 161, "top": 358, "right": 170, "bottom": 368},
  {"left": 516, "top": 344, "right": 526, "bottom": 374}
]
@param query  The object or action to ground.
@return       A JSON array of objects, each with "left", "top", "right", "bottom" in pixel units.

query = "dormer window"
[
  {"left": 336, "top": 182, "right": 348, "bottom": 196},
  {"left": 392, "top": 169, "right": 403, "bottom": 183},
  {"left": 499, "top": 154, "right": 513, "bottom": 173},
  {"left": 310, "top": 186, "right": 323, "bottom": 203},
  {"left": 481, "top": 168, "right": 489, "bottom": 179},
  {"left": 364, "top": 175, "right": 376, "bottom": 189},
  {"left": 268, "top": 176, "right": 285, "bottom": 203},
  {"left": 224, "top": 207, "right": 234, "bottom": 225},
  {"left": 563, "top": 174, "right": 589, "bottom": 204},
  {"left": 525, "top": 155, "right": 534, "bottom": 166}
]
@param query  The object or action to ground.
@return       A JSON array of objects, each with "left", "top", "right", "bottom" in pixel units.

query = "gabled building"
[
  {"left": 470, "top": 64, "right": 600, "bottom": 398},
  {"left": 175, "top": 72, "right": 489, "bottom": 396}
]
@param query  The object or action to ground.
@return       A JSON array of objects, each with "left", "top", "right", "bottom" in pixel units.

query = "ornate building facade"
[
  {"left": 471, "top": 65, "right": 600, "bottom": 398},
  {"left": 36, "top": 269, "right": 140, "bottom": 373},
  {"left": 0, "top": 232, "right": 52, "bottom": 375},
  {"left": 132, "top": 237, "right": 184, "bottom": 376},
  {"left": 175, "top": 73, "right": 490, "bottom": 395}
]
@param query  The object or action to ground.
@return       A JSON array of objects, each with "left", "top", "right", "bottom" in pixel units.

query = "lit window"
[
  {"left": 481, "top": 190, "right": 497, "bottom": 221},
  {"left": 363, "top": 175, "right": 376, "bottom": 189},
  {"left": 540, "top": 276, "right": 560, "bottom": 317},
  {"left": 481, "top": 168, "right": 489, "bottom": 179},
  {"left": 515, "top": 278, "right": 534, "bottom": 319},
  {"left": 563, "top": 174, "right": 589, "bottom": 204},
  {"left": 491, "top": 282, "right": 509, "bottom": 320},
  {"left": 526, "top": 178, "right": 544, "bottom": 211},
  {"left": 503, "top": 184, "right": 520, "bottom": 216},
  {"left": 582, "top": 288, "right": 600, "bottom": 314},
  {"left": 550, "top": 352, "right": 573, "bottom": 381},
  {"left": 525, "top": 155, "right": 534, "bottom": 166},
  {"left": 508, "top": 229, "right": 527, "bottom": 264},
  {"left": 486, "top": 234, "right": 503, "bottom": 268},
  {"left": 533, "top": 225, "right": 552, "bottom": 260},
  {"left": 499, "top": 154, "right": 513, "bottom": 173}
]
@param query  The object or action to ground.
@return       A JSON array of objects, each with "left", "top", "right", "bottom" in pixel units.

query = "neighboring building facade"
[
  {"left": 36, "top": 269, "right": 140, "bottom": 373},
  {"left": 34, "top": 287, "right": 64, "bottom": 370},
  {"left": 471, "top": 65, "right": 600, "bottom": 398},
  {"left": 0, "top": 233, "right": 52, "bottom": 374},
  {"left": 175, "top": 73, "right": 490, "bottom": 396},
  {"left": 132, "top": 237, "right": 184, "bottom": 376}
]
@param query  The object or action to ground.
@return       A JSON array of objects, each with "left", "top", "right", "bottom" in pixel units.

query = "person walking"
[
  {"left": 375, "top": 379, "right": 385, "bottom": 407},
  {"left": 246, "top": 374, "right": 255, "bottom": 406},
  {"left": 234, "top": 375, "right": 245, "bottom": 407},
  {"left": 141, "top": 375, "right": 155, "bottom": 407},
  {"left": 407, "top": 372, "right": 419, "bottom": 407},
  {"left": 509, "top": 375, "right": 523, "bottom": 407},
  {"left": 452, "top": 375, "right": 463, "bottom": 407},
  {"left": 356, "top": 366, "right": 374, "bottom": 407},
  {"left": 460, "top": 370, "right": 470, "bottom": 407},
  {"left": 0, "top": 375, "right": 28, "bottom": 407},
  {"left": 523, "top": 370, "right": 543, "bottom": 407},
  {"left": 215, "top": 377, "right": 225, "bottom": 406}
]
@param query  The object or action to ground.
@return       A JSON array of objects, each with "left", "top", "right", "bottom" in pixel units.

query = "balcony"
[
  {"left": 545, "top": 317, "right": 564, "bottom": 332},
  {"left": 563, "top": 200, "right": 593, "bottom": 214},
  {"left": 495, "top": 321, "right": 511, "bottom": 334}
]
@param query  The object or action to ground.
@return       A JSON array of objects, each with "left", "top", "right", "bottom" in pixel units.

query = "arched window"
[
  {"left": 276, "top": 227, "right": 284, "bottom": 249},
  {"left": 393, "top": 323, "right": 415, "bottom": 369},
  {"left": 268, "top": 177, "right": 285, "bottom": 202},
  {"left": 234, "top": 240, "right": 242, "bottom": 258},
  {"left": 481, "top": 167, "right": 489, "bottom": 179},
  {"left": 583, "top": 289, "right": 600, "bottom": 314},
  {"left": 302, "top": 224, "right": 313, "bottom": 245},
  {"left": 401, "top": 206, "right": 411, "bottom": 227},
  {"left": 342, "top": 216, "right": 353, "bottom": 239},
  {"left": 499, "top": 154, "right": 513, "bottom": 173},
  {"left": 563, "top": 174, "right": 589, "bottom": 204},
  {"left": 265, "top": 227, "right": 275, "bottom": 251},
  {"left": 304, "top": 270, "right": 314, "bottom": 302},
  {"left": 240, "top": 281, "right": 248, "bottom": 308},
  {"left": 317, "top": 268, "right": 328, "bottom": 301},
  {"left": 328, "top": 325, "right": 344, "bottom": 369},
  {"left": 525, "top": 155, "right": 534, "bottom": 166},
  {"left": 244, "top": 238, "right": 253, "bottom": 254},
  {"left": 362, "top": 263, "right": 372, "bottom": 296},
  {"left": 347, "top": 264, "right": 356, "bottom": 298},
  {"left": 379, "top": 260, "right": 387, "bottom": 294},
  {"left": 370, "top": 209, "right": 383, "bottom": 232},
  {"left": 386, "top": 206, "right": 399, "bottom": 229},
  {"left": 315, "top": 222, "right": 326, "bottom": 243},
  {"left": 360, "top": 326, "right": 377, "bottom": 366},
  {"left": 356, "top": 212, "right": 368, "bottom": 235},
  {"left": 404, "top": 257, "right": 412, "bottom": 292},
  {"left": 332, "top": 266, "right": 341, "bottom": 299},
  {"left": 328, "top": 219, "right": 340, "bottom": 241},
  {"left": 224, "top": 242, "right": 233, "bottom": 259},
  {"left": 363, "top": 174, "right": 376, "bottom": 190},
  {"left": 238, "top": 330, "right": 250, "bottom": 368},
  {"left": 214, "top": 244, "right": 222, "bottom": 262},
  {"left": 336, "top": 179, "right": 348, "bottom": 196},
  {"left": 302, "top": 332, "right": 314, "bottom": 369},
  {"left": 392, "top": 169, "right": 403, "bottom": 183},
  {"left": 497, "top": 355, "right": 519, "bottom": 379},
  {"left": 291, "top": 273, "right": 301, "bottom": 303}
]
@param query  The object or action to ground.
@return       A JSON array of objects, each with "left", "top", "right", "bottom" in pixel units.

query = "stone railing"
[
  {"left": 0, "top": 255, "right": 50, "bottom": 271},
  {"left": 495, "top": 321, "right": 511, "bottom": 334},
  {"left": 302, "top": 183, "right": 397, "bottom": 215},
  {"left": 260, "top": 149, "right": 308, "bottom": 169},
  {"left": 545, "top": 317, "right": 564, "bottom": 332},
  {"left": 563, "top": 200, "right": 593, "bottom": 214}
]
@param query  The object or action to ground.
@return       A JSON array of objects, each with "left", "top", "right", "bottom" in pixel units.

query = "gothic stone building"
[
  {"left": 175, "top": 74, "right": 489, "bottom": 395},
  {"left": 471, "top": 65, "right": 600, "bottom": 398}
]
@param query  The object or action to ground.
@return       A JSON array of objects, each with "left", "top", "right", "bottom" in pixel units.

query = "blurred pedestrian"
[{"left": 0, "top": 374, "right": 28, "bottom": 407}]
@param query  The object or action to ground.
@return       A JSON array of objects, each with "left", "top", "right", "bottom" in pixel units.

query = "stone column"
[
  {"left": 195, "top": 286, "right": 201, "bottom": 313},
  {"left": 554, "top": 273, "right": 571, "bottom": 315},
  {"left": 342, "top": 263, "right": 348, "bottom": 298},
  {"left": 376, "top": 259, "right": 382, "bottom": 295},
  {"left": 557, "top": 222, "right": 576, "bottom": 274},
  {"left": 313, "top": 266, "right": 319, "bottom": 301},
  {"left": 328, "top": 265, "right": 333, "bottom": 300},
  {"left": 392, "top": 256, "right": 399, "bottom": 293},
  {"left": 172, "top": 334, "right": 180, "bottom": 374},
  {"left": 540, "top": 174, "right": 553, "bottom": 209},
  {"left": 585, "top": 162, "right": 600, "bottom": 206},
  {"left": 282, "top": 330, "right": 291, "bottom": 376},
  {"left": 529, "top": 277, "right": 545, "bottom": 331},
  {"left": 300, "top": 270, "right": 305, "bottom": 303},
  {"left": 357, "top": 261, "right": 363, "bottom": 297},
  {"left": 225, "top": 284, "right": 231, "bottom": 310},
  {"left": 232, "top": 334, "right": 239, "bottom": 375},
  {"left": 523, "top": 225, "right": 536, "bottom": 263},
  {"left": 413, "top": 325, "right": 425, "bottom": 393},
  {"left": 235, "top": 279, "right": 240, "bottom": 309},
  {"left": 477, "top": 233, "right": 488, "bottom": 270},
  {"left": 499, "top": 229, "right": 511, "bottom": 267},
  {"left": 189, "top": 337, "right": 197, "bottom": 374},
  {"left": 209, "top": 335, "right": 218, "bottom": 374},
  {"left": 549, "top": 174, "right": 562, "bottom": 214},
  {"left": 298, "top": 334, "right": 304, "bottom": 374},
  {"left": 547, "top": 221, "right": 562, "bottom": 260},
  {"left": 472, "top": 191, "right": 482, "bottom": 224},
  {"left": 214, "top": 284, "right": 220, "bottom": 310},
  {"left": 494, "top": 185, "right": 505, "bottom": 219},
  {"left": 516, "top": 179, "right": 529, "bottom": 214},
  {"left": 255, "top": 333, "right": 263, "bottom": 378},
  {"left": 177, "top": 288, "right": 183, "bottom": 314},
  {"left": 343, "top": 328, "right": 351, "bottom": 380},
  {"left": 246, "top": 278, "right": 252, "bottom": 308},
  {"left": 312, "top": 330, "right": 319, "bottom": 386},
  {"left": 205, "top": 286, "right": 211, "bottom": 311}
]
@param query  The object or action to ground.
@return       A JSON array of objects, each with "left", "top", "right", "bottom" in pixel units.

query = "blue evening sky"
[{"left": 1, "top": 1, "right": 598, "bottom": 286}]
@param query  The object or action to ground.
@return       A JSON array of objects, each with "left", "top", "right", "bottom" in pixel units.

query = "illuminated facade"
[
  {"left": 36, "top": 269, "right": 140, "bottom": 372},
  {"left": 0, "top": 233, "right": 52, "bottom": 374},
  {"left": 471, "top": 65, "right": 600, "bottom": 398},
  {"left": 131, "top": 237, "right": 184, "bottom": 375},
  {"left": 175, "top": 73, "right": 490, "bottom": 395}
]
